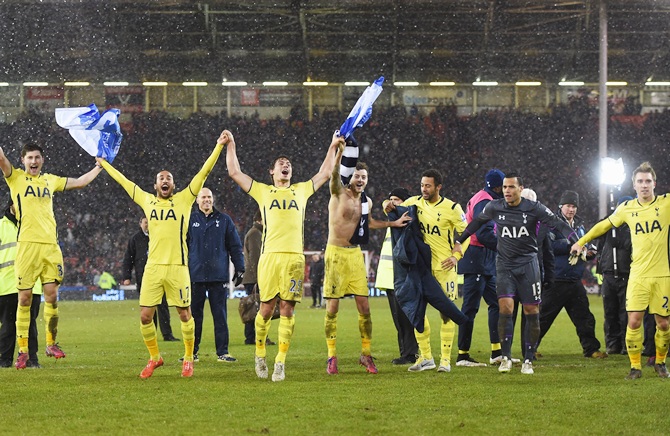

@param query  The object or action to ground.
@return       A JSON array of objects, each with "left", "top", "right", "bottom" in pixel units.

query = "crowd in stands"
[{"left": 0, "top": 96, "right": 668, "bottom": 287}]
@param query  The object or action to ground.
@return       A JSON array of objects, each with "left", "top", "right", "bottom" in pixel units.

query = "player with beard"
[
  {"left": 97, "top": 132, "right": 226, "bottom": 379},
  {"left": 385, "top": 168, "right": 469, "bottom": 374},
  {"left": 323, "top": 154, "right": 411, "bottom": 376}
]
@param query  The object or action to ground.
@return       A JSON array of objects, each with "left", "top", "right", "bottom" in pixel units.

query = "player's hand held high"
[{"left": 217, "top": 130, "right": 234, "bottom": 146}]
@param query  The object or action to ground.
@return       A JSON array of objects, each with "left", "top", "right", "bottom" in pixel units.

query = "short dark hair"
[
  {"left": 421, "top": 168, "right": 443, "bottom": 186},
  {"left": 21, "top": 143, "right": 44, "bottom": 158},
  {"left": 355, "top": 162, "right": 369, "bottom": 172},
  {"left": 269, "top": 155, "right": 291, "bottom": 171},
  {"left": 504, "top": 171, "right": 523, "bottom": 187}
]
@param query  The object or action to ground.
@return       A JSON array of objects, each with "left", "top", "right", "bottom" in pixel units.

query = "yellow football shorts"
[
  {"left": 140, "top": 264, "right": 191, "bottom": 307},
  {"left": 433, "top": 268, "right": 458, "bottom": 301},
  {"left": 626, "top": 276, "right": 670, "bottom": 316},
  {"left": 15, "top": 242, "right": 64, "bottom": 290},
  {"left": 257, "top": 252, "right": 305, "bottom": 303},
  {"left": 323, "top": 244, "right": 368, "bottom": 299}
]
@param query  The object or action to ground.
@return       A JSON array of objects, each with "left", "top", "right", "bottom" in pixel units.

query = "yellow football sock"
[
  {"left": 181, "top": 317, "right": 195, "bottom": 362},
  {"left": 325, "top": 311, "right": 337, "bottom": 358},
  {"left": 255, "top": 312, "right": 272, "bottom": 358},
  {"left": 491, "top": 343, "right": 501, "bottom": 351},
  {"left": 440, "top": 319, "right": 455, "bottom": 363},
  {"left": 140, "top": 321, "right": 161, "bottom": 361},
  {"left": 275, "top": 315, "right": 295, "bottom": 364},
  {"left": 626, "top": 325, "right": 643, "bottom": 370},
  {"left": 358, "top": 313, "right": 372, "bottom": 356},
  {"left": 415, "top": 317, "right": 432, "bottom": 360},
  {"left": 44, "top": 302, "right": 59, "bottom": 345},
  {"left": 16, "top": 304, "right": 31, "bottom": 353},
  {"left": 655, "top": 327, "right": 670, "bottom": 364}
]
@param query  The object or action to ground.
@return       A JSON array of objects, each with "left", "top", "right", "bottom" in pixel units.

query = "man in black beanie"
[
  {"left": 537, "top": 190, "right": 607, "bottom": 359},
  {"left": 375, "top": 187, "right": 418, "bottom": 365}
]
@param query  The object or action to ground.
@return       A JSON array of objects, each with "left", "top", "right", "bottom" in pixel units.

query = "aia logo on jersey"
[
  {"left": 24, "top": 185, "right": 51, "bottom": 198},
  {"left": 419, "top": 222, "right": 441, "bottom": 236},
  {"left": 269, "top": 199, "right": 299, "bottom": 210},
  {"left": 634, "top": 220, "right": 661, "bottom": 235},
  {"left": 500, "top": 225, "right": 529, "bottom": 238},
  {"left": 149, "top": 208, "right": 177, "bottom": 221}
]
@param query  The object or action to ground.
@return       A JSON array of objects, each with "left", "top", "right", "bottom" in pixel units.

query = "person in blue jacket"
[{"left": 188, "top": 187, "right": 245, "bottom": 362}]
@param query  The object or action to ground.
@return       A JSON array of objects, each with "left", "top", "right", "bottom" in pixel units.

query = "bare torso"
[{"left": 327, "top": 187, "right": 370, "bottom": 247}]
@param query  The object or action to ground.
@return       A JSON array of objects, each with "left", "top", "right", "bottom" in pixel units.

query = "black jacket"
[
  {"left": 389, "top": 205, "right": 468, "bottom": 333},
  {"left": 122, "top": 229, "right": 148, "bottom": 282}
]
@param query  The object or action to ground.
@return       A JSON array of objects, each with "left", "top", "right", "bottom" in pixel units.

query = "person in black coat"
[
  {"left": 122, "top": 216, "right": 178, "bottom": 341},
  {"left": 537, "top": 191, "right": 606, "bottom": 358}
]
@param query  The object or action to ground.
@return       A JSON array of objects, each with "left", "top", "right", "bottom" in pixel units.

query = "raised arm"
[
  {"left": 223, "top": 130, "right": 253, "bottom": 193},
  {"left": 329, "top": 140, "right": 345, "bottom": 196},
  {"left": 97, "top": 157, "right": 141, "bottom": 200},
  {"left": 0, "top": 146, "right": 13, "bottom": 177},
  {"left": 312, "top": 131, "right": 345, "bottom": 192},
  {"left": 65, "top": 162, "right": 104, "bottom": 190},
  {"left": 186, "top": 138, "right": 225, "bottom": 196}
]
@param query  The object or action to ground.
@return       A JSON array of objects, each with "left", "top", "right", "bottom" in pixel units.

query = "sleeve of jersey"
[
  {"left": 187, "top": 144, "right": 224, "bottom": 197},
  {"left": 577, "top": 219, "right": 614, "bottom": 246},
  {"left": 99, "top": 160, "right": 144, "bottom": 202},
  {"left": 48, "top": 174, "right": 67, "bottom": 192}
]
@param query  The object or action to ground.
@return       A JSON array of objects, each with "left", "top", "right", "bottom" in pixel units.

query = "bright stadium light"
[
  {"left": 23, "top": 82, "right": 49, "bottom": 86},
  {"left": 606, "top": 81, "right": 628, "bottom": 86},
  {"left": 645, "top": 81, "right": 670, "bottom": 86},
  {"left": 221, "top": 81, "right": 247, "bottom": 86},
  {"left": 344, "top": 82, "right": 370, "bottom": 86},
  {"left": 600, "top": 157, "right": 626, "bottom": 186},
  {"left": 472, "top": 81, "right": 498, "bottom": 86},
  {"left": 142, "top": 81, "right": 168, "bottom": 86},
  {"left": 262, "top": 81, "right": 288, "bottom": 86},
  {"left": 429, "top": 81, "right": 455, "bottom": 86},
  {"left": 302, "top": 81, "right": 329, "bottom": 86},
  {"left": 104, "top": 82, "right": 130, "bottom": 86},
  {"left": 182, "top": 82, "right": 208, "bottom": 87},
  {"left": 559, "top": 81, "right": 585, "bottom": 86},
  {"left": 515, "top": 81, "right": 542, "bottom": 86},
  {"left": 0, "top": 82, "right": 9, "bottom": 87},
  {"left": 394, "top": 81, "right": 419, "bottom": 87},
  {"left": 64, "top": 82, "right": 90, "bottom": 87}
]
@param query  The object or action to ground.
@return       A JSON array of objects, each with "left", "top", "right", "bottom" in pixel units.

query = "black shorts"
[{"left": 496, "top": 260, "right": 541, "bottom": 305}]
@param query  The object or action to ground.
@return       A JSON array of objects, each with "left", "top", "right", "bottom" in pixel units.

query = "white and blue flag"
[
  {"left": 55, "top": 104, "right": 123, "bottom": 163},
  {"left": 338, "top": 76, "right": 384, "bottom": 185}
]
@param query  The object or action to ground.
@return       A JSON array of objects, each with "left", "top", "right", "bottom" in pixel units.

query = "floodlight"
[
  {"left": 600, "top": 157, "right": 626, "bottom": 186},
  {"left": 104, "top": 82, "right": 130, "bottom": 86}
]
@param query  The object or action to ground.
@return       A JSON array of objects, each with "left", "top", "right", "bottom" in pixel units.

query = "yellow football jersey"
[
  {"left": 100, "top": 144, "right": 222, "bottom": 265},
  {"left": 403, "top": 195, "right": 467, "bottom": 269},
  {"left": 609, "top": 195, "right": 670, "bottom": 278},
  {"left": 248, "top": 180, "right": 314, "bottom": 254},
  {"left": 4, "top": 167, "right": 67, "bottom": 244}
]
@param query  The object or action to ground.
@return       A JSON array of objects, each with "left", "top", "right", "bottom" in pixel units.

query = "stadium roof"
[{"left": 1, "top": 0, "right": 669, "bottom": 85}]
